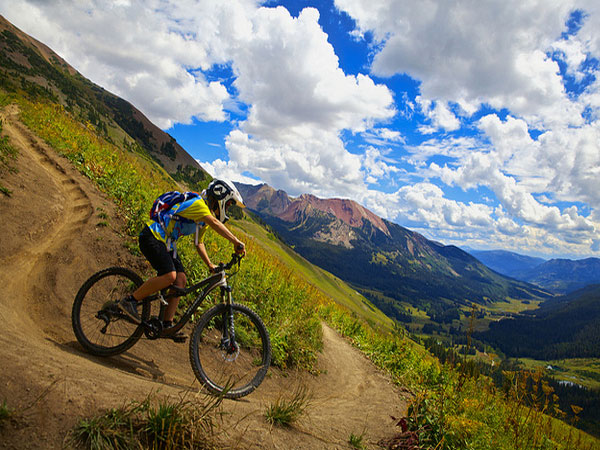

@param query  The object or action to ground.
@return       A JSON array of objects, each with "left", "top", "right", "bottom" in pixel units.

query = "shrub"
[{"left": 265, "top": 385, "right": 312, "bottom": 427}]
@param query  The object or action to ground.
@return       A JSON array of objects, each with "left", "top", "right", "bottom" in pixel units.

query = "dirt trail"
[{"left": 0, "top": 106, "right": 407, "bottom": 449}]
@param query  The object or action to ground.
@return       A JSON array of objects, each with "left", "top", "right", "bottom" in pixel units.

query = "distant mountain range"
[
  {"left": 0, "top": 15, "right": 210, "bottom": 187},
  {"left": 477, "top": 284, "right": 600, "bottom": 359},
  {"left": 237, "top": 183, "right": 550, "bottom": 323},
  {"left": 521, "top": 258, "right": 600, "bottom": 294},
  {"left": 468, "top": 249, "right": 600, "bottom": 294}
]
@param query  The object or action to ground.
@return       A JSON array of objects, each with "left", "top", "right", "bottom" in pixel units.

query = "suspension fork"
[{"left": 221, "top": 285, "right": 237, "bottom": 353}]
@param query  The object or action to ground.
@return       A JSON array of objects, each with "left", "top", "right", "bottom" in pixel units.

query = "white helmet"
[{"left": 205, "top": 179, "right": 245, "bottom": 223}]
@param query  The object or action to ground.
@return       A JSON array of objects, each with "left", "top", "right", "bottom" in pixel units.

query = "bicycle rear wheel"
[
  {"left": 72, "top": 267, "right": 150, "bottom": 356},
  {"left": 189, "top": 303, "right": 271, "bottom": 399}
]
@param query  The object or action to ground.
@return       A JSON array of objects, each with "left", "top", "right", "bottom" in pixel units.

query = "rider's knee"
[
  {"left": 175, "top": 272, "right": 187, "bottom": 288},
  {"left": 162, "top": 271, "right": 177, "bottom": 285}
]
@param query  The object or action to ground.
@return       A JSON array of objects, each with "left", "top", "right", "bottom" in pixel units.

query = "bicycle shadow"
[{"left": 47, "top": 337, "right": 167, "bottom": 382}]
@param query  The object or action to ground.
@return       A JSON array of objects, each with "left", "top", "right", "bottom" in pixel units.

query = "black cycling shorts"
[{"left": 139, "top": 226, "right": 185, "bottom": 276}]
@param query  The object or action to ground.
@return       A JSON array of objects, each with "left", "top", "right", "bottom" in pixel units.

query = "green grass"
[
  {"left": 69, "top": 393, "right": 222, "bottom": 450},
  {"left": 264, "top": 385, "right": 312, "bottom": 427},
  {"left": 348, "top": 432, "right": 366, "bottom": 449},
  {"left": 405, "top": 296, "right": 543, "bottom": 337},
  {"left": 234, "top": 219, "right": 395, "bottom": 332},
  {"left": 482, "top": 297, "right": 542, "bottom": 314},
  {"left": 470, "top": 298, "right": 543, "bottom": 333},
  {"left": 0, "top": 400, "right": 14, "bottom": 426}
]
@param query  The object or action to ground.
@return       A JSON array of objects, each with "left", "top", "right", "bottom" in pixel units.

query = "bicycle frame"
[{"left": 141, "top": 268, "right": 233, "bottom": 337}]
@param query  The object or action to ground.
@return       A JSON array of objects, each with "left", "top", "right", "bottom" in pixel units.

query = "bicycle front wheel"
[
  {"left": 72, "top": 267, "right": 150, "bottom": 356},
  {"left": 189, "top": 303, "right": 271, "bottom": 399}
]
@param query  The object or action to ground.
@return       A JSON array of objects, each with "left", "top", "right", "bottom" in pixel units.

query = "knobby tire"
[{"left": 72, "top": 267, "right": 149, "bottom": 356}]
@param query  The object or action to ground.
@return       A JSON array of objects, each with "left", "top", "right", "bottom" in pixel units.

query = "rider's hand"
[
  {"left": 235, "top": 242, "right": 246, "bottom": 256},
  {"left": 208, "top": 263, "right": 217, "bottom": 273}
]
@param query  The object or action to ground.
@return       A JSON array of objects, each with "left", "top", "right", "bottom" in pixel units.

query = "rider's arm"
[
  {"left": 195, "top": 241, "right": 217, "bottom": 272},
  {"left": 202, "top": 214, "right": 246, "bottom": 255}
]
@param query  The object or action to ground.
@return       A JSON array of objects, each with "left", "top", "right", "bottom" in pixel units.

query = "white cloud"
[
  {"left": 199, "top": 158, "right": 261, "bottom": 186},
  {"left": 552, "top": 37, "right": 588, "bottom": 81},
  {"left": 422, "top": 119, "right": 599, "bottom": 251},
  {"left": 416, "top": 97, "right": 460, "bottom": 133},
  {"left": 335, "top": 0, "right": 585, "bottom": 127},
  {"left": 226, "top": 128, "right": 366, "bottom": 198},
  {"left": 361, "top": 127, "right": 405, "bottom": 146},
  {"left": 218, "top": 6, "right": 395, "bottom": 198},
  {"left": 477, "top": 114, "right": 600, "bottom": 208},
  {"left": 361, "top": 147, "right": 401, "bottom": 184},
  {"left": 575, "top": 1, "right": 600, "bottom": 56}
]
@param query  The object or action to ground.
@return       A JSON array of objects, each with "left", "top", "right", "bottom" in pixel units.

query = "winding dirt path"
[{"left": 0, "top": 106, "right": 407, "bottom": 449}]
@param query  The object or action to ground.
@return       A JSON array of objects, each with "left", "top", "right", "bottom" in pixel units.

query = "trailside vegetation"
[
  {"left": 0, "top": 115, "right": 18, "bottom": 195},
  {"left": 322, "top": 306, "right": 599, "bottom": 449},
  {"left": 68, "top": 392, "right": 224, "bottom": 450}
]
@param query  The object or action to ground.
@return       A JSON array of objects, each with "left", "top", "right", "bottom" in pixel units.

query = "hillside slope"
[{"left": 0, "top": 105, "right": 407, "bottom": 448}]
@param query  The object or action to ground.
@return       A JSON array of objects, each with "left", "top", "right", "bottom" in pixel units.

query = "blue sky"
[{"left": 2, "top": 0, "right": 600, "bottom": 259}]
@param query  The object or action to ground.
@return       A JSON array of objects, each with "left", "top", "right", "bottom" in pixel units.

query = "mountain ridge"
[
  {"left": 521, "top": 257, "right": 600, "bottom": 294},
  {"left": 468, "top": 249, "right": 547, "bottom": 278},
  {"left": 468, "top": 247, "right": 600, "bottom": 294}
]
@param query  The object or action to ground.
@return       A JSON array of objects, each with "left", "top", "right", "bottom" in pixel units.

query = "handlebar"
[{"left": 213, "top": 253, "right": 244, "bottom": 273}]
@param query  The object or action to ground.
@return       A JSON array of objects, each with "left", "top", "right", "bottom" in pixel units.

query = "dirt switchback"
[{"left": 0, "top": 106, "right": 407, "bottom": 449}]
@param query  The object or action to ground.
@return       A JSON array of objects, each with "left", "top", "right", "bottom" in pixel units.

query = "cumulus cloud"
[
  {"left": 416, "top": 97, "right": 461, "bottom": 133},
  {"left": 335, "top": 0, "right": 585, "bottom": 127},
  {"left": 361, "top": 147, "right": 401, "bottom": 184},
  {"left": 199, "top": 158, "right": 261, "bottom": 186},
  {"left": 218, "top": 6, "right": 395, "bottom": 197},
  {"left": 422, "top": 116, "right": 599, "bottom": 252}
]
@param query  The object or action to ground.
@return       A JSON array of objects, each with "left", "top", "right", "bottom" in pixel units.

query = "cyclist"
[{"left": 118, "top": 179, "right": 246, "bottom": 335}]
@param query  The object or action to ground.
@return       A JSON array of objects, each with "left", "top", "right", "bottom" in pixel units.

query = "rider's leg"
[
  {"left": 136, "top": 225, "right": 179, "bottom": 302},
  {"left": 132, "top": 271, "right": 176, "bottom": 301},
  {"left": 164, "top": 271, "right": 187, "bottom": 322}
]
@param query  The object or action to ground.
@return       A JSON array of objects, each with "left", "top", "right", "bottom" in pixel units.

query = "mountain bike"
[{"left": 71, "top": 254, "right": 271, "bottom": 399}]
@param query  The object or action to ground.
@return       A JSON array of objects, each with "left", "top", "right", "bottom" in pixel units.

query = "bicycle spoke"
[{"left": 190, "top": 303, "right": 270, "bottom": 398}]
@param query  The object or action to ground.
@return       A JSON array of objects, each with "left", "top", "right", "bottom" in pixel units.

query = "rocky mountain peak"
[{"left": 237, "top": 183, "right": 390, "bottom": 237}]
